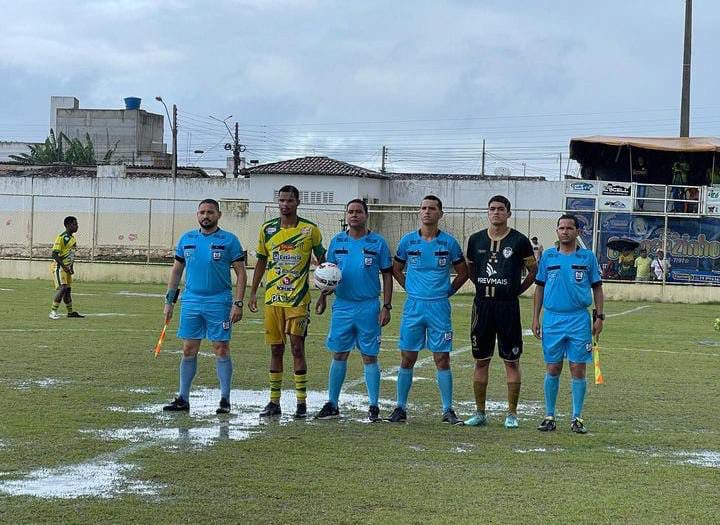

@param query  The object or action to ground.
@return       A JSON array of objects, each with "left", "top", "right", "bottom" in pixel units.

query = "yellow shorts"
[
  {"left": 51, "top": 264, "right": 72, "bottom": 289},
  {"left": 264, "top": 303, "right": 310, "bottom": 345}
]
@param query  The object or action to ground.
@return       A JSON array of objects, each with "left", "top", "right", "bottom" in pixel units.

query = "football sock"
[
  {"left": 473, "top": 380, "right": 488, "bottom": 414},
  {"left": 269, "top": 371, "right": 283, "bottom": 403},
  {"left": 215, "top": 356, "right": 233, "bottom": 400},
  {"left": 544, "top": 373, "right": 560, "bottom": 417},
  {"left": 66, "top": 302, "right": 74, "bottom": 313},
  {"left": 51, "top": 302, "right": 60, "bottom": 311},
  {"left": 327, "top": 359, "right": 347, "bottom": 407},
  {"left": 436, "top": 368, "right": 453, "bottom": 412},
  {"left": 396, "top": 367, "right": 413, "bottom": 410},
  {"left": 294, "top": 371, "right": 307, "bottom": 404},
  {"left": 571, "top": 377, "right": 587, "bottom": 419},
  {"left": 507, "top": 382, "right": 521, "bottom": 415},
  {"left": 179, "top": 356, "right": 197, "bottom": 401},
  {"left": 364, "top": 361, "right": 381, "bottom": 407}
]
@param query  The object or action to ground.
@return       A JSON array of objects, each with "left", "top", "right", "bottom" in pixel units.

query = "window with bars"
[{"left": 273, "top": 190, "right": 334, "bottom": 204}]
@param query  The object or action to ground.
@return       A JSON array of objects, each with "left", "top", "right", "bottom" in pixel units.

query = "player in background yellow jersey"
[
  {"left": 249, "top": 185, "right": 326, "bottom": 418},
  {"left": 49, "top": 216, "right": 84, "bottom": 319}
]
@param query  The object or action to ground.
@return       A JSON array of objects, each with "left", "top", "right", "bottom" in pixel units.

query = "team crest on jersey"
[
  {"left": 575, "top": 270, "right": 584, "bottom": 282},
  {"left": 444, "top": 331, "right": 453, "bottom": 341},
  {"left": 265, "top": 226, "right": 277, "bottom": 235},
  {"left": 503, "top": 247, "right": 513, "bottom": 258},
  {"left": 364, "top": 256, "right": 373, "bottom": 266},
  {"left": 212, "top": 251, "right": 222, "bottom": 261},
  {"left": 438, "top": 256, "right": 447, "bottom": 267},
  {"left": 222, "top": 321, "right": 230, "bottom": 330},
  {"left": 301, "top": 227, "right": 311, "bottom": 235},
  {"left": 409, "top": 256, "right": 418, "bottom": 265}
]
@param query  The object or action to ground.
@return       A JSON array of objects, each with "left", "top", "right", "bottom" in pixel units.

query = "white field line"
[{"left": 606, "top": 305, "right": 652, "bottom": 317}]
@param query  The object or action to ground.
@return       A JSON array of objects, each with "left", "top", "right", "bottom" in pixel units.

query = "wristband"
[{"left": 165, "top": 288, "right": 180, "bottom": 305}]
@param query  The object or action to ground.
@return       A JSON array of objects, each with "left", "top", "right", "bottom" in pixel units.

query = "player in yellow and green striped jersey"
[
  {"left": 249, "top": 185, "right": 326, "bottom": 419},
  {"left": 49, "top": 216, "right": 84, "bottom": 319}
]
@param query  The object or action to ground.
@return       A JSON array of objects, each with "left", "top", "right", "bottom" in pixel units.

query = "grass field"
[{"left": 0, "top": 277, "right": 719, "bottom": 524}]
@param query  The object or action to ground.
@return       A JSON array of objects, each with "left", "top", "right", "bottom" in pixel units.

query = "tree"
[{"left": 9, "top": 130, "right": 116, "bottom": 165}]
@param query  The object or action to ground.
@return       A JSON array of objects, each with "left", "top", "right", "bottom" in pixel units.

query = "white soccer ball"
[{"left": 313, "top": 262, "right": 342, "bottom": 292}]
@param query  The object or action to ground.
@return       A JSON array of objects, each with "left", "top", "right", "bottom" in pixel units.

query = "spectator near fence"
[
  {"left": 652, "top": 250, "right": 671, "bottom": 281},
  {"left": 634, "top": 249, "right": 653, "bottom": 282}
]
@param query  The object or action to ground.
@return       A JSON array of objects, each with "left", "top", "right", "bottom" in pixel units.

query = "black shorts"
[{"left": 471, "top": 298, "right": 523, "bottom": 361}]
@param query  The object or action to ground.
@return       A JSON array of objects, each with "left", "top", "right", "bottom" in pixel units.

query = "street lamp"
[{"left": 155, "top": 96, "right": 177, "bottom": 179}]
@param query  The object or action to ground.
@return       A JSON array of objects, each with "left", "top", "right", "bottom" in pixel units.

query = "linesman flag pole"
[{"left": 592, "top": 337, "right": 604, "bottom": 385}]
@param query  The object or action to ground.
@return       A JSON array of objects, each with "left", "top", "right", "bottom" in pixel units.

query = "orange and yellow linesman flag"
[
  {"left": 592, "top": 338, "right": 604, "bottom": 385},
  {"left": 154, "top": 318, "right": 170, "bottom": 358}
]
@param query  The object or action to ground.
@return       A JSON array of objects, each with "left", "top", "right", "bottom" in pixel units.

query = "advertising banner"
[
  {"left": 598, "top": 212, "right": 720, "bottom": 284},
  {"left": 565, "top": 180, "right": 598, "bottom": 195}
]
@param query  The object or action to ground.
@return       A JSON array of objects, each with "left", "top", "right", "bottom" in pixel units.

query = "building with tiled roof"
[{"left": 243, "top": 156, "right": 387, "bottom": 179}]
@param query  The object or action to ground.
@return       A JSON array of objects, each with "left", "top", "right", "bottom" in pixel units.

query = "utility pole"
[
  {"left": 680, "top": 0, "right": 692, "bottom": 137},
  {"left": 559, "top": 152, "right": 562, "bottom": 180},
  {"left": 171, "top": 104, "right": 177, "bottom": 179},
  {"left": 211, "top": 114, "right": 245, "bottom": 177},
  {"left": 381, "top": 145, "right": 387, "bottom": 174},
  {"left": 481, "top": 139, "right": 486, "bottom": 176}
]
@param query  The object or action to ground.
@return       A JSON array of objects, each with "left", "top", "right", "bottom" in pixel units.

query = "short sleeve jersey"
[
  {"left": 395, "top": 230, "right": 464, "bottom": 301},
  {"left": 175, "top": 228, "right": 244, "bottom": 304},
  {"left": 535, "top": 247, "right": 602, "bottom": 313},
  {"left": 52, "top": 231, "right": 77, "bottom": 266},
  {"left": 327, "top": 230, "right": 392, "bottom": 302},
  {"left": 466, "top": 228, "right": 535, "bottom": 300},
  {"left": 256, "top": 217, "right": 325, "bottom": 307}
]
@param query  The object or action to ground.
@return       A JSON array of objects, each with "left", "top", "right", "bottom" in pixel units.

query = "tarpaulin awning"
[{"left": 570, "top": 136, "right": 720, "bottom": 157}]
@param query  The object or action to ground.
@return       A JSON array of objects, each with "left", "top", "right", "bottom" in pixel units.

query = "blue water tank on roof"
[{"left": 124, "top": 97, "right": 141, "bottom": 110}]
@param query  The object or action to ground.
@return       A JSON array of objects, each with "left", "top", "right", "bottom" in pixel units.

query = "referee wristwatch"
[
  {"left": 233, "top": 300, "right": 244, "bottom": 308},
  {"left": 593, "top": 310, "right": 605, "bottom": 321},
  {"left": 383, "top": 303, "right": 392, "bottom": 311}
]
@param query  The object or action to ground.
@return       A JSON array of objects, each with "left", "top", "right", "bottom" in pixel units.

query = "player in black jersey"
[{"left": 464, "top": 195, "right": 537, "bottom": 428}]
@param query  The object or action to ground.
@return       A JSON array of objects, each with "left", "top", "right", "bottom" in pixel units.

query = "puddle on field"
[
  {"left": 514, "top": 447, "right": 565, "bottom": 454},
  {"left": 382, "top": 376, "right": 430, "bottom": 383},
  {"left": 451, "top": 443, "right": 476, "bottom": 453},
  {"left": 608, "top": 446, "right": 720, "bottom": 469},
  {"left": 0, "top": 453, "right": 164, "bottom": 499},
  {"left": 9, "top": 378, "right": 71, "bottom": 391},
  {"left": 456, "top": 399, "right": 544, "bottom": 417},
  {"left": 696, "top": 340, "right": 720, "bottom": 347},
  {"left": 0, "top": 388, "right": 395, "bottom": 500}
]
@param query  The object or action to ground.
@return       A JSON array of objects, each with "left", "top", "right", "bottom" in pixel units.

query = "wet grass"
[{"left": 0, "top": 277, "right": 719, "bottom": 524}]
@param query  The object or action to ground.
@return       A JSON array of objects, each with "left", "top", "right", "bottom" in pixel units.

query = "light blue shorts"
[
  {"left": 178, "top": 301, "right": 233, "bottom": 342},
  {"left": 326, "top": 298, "right": 381, "bottom": 356},
  {"left": 398, "top": 297, "right": 453, "bottom": 353},
  {"left": 541, "top": 310, "right": 592, "bottom": 364}
]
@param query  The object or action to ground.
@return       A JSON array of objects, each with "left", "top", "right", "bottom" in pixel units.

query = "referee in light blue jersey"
[
  {"left": 162, "top": 199, "right": 247, "bottom": 415},
  {"left": 386, "top": 195, "right": 468, "bottom": 425},
  {"left": 532, "top": 214, "right": 604, "bottom": 434},
  {"left": 314, "top": 199, "right": 393, "bottom": 422}
]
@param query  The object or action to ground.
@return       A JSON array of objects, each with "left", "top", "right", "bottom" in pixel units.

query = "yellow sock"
[
  {"left": 294, "top": 371, "right": 307, "bottom": 404},
  {"left": 473, "top": 381, "right": 488, "bottom": 413},
  {"left": 51, "top": 302, "right": 60, "bottom": 311},
  {"left": 269, "top": 371, "right": 283, "bottom": 403},
  {"left": 507, "top": 382, "right": 521, "bottom": 415}
]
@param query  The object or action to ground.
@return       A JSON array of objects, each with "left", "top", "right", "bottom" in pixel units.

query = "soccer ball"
[
  {"left": 313, "top": 262, "right": 342, "bottom": 292},
  {"left": 714, "top": 318, "right": 720, "bottom": 332}
]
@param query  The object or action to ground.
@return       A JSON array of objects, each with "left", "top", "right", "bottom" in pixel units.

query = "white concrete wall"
[
  {"left": 0, "top": 142, "right": 36, "bottom": 161},
  {"left": 248, "top": 174, "right": 387, "bottom": 207},
  {"left": 388, "top": 178, "right": 565, "bottom": 210}
]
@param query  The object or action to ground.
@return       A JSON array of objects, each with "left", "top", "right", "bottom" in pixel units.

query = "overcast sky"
[{"left": 1, "top": 0, "right": 718, "bottom": 176}]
